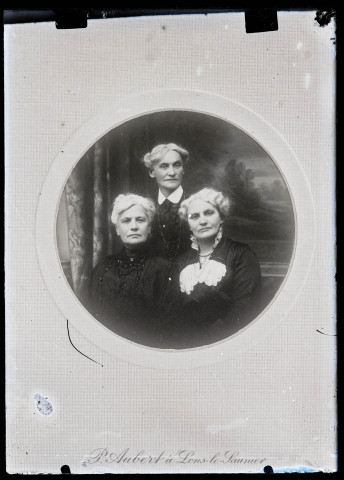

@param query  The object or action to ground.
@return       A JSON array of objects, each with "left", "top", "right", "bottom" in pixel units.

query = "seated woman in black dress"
[
  {"left": 175, "top": 187, "right": 262, "bottom": 348},
  {"left": 88, "top": 193, "right": 177, "bottom": 348}
]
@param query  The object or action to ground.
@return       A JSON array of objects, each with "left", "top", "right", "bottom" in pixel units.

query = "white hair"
[
  {"left": 111, "top": 193, "right": 156, "bottom": 226},
  {"left": 142, "top": 143, "right": 189, "bottom": 170},
  {"left": 178, "top": 188, "right": 231, "bottom": 221}
]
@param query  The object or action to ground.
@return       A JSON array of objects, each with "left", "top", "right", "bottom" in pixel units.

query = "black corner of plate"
[
  {"left": 55, "top": 9, "right": 88, "bottom": 29},
  {"left": 245, "top": 9, "right": 278, "bottom": 34},
  {"left": 315, "top": 9, "right": 336, "bottom": 27}
]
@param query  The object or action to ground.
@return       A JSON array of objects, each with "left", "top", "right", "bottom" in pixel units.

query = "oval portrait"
[{"left": 56, "top": 110, "right": 295, "bottom": 349}]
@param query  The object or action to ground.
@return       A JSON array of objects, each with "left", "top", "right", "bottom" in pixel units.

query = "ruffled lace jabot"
[{"left": 180, "top": 259, "right": 226, "bottom": 295}]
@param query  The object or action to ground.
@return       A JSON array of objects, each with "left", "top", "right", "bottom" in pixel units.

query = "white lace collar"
[{"left": 180, "top": 259, "right": 227, "bottom": 295}]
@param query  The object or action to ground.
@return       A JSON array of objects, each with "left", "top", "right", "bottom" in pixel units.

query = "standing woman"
[
  {"left": 142, "top": 143, "right": 191, "bottom": 261},
  {"left": 176, "top": 188, "right": 262, "bottom": 348},
  {"left": 88, "top": 193, "right": 177, "bottom": 348}
]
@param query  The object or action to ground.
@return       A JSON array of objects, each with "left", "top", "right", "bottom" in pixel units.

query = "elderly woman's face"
[
  {"left": 187, "top": 199, "right": 222, "bottom": 241},
  {"left": 149, "top": 150, "right": 184, "bottom": 194},
  {"left": 115, "top": 205, "right": 151, "bottom": 247}
]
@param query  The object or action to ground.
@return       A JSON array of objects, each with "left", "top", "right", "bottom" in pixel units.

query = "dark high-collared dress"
[
  {"left": 88, "top": 247, "right": 179, "bottom": 348},
  {"left": 150, "top": 194, "right": 191, "bottom": 262},
  {"left": 173, "top": 237, "right": 262, "bottom": 348}
]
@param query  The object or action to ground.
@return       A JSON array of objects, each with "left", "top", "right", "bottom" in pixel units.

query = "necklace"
[
  {"left": 198, "top": 251, "right": 214, "bottom": 268},
  {"left": 97, "top": 253, "right": 146, "bottom": 300},
  {"left": 198, "top": 244, "right": 216, "bottom": 268},
  {"left": 117, "top": 255, "right": 146, "bottom": 297}
]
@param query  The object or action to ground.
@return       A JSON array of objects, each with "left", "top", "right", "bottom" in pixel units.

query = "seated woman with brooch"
[
  {"left": 174, "top": 187, "right": 262, "bottom": 348},
  {"left": 88, "top": 193, "right": 179, "bottom": 348}
]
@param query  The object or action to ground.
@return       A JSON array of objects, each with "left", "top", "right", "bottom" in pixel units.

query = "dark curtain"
[{"left": 65, "top": 140, "right": 111, "bottom": 303}]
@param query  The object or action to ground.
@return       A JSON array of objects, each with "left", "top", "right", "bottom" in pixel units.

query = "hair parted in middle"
[
  {"left": 142, "top": 143, "right": 190, "bottom": 170},
  {"left": 110, "top": 193, "right": 157, "bottom": 226},
  {"left": 178, "top": 187, "right": 231, "bottom": 222}
]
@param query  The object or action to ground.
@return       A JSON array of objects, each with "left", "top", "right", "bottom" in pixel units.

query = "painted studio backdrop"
[{"left": 57, "top": 110, "right": 295, "bottom": 336}]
